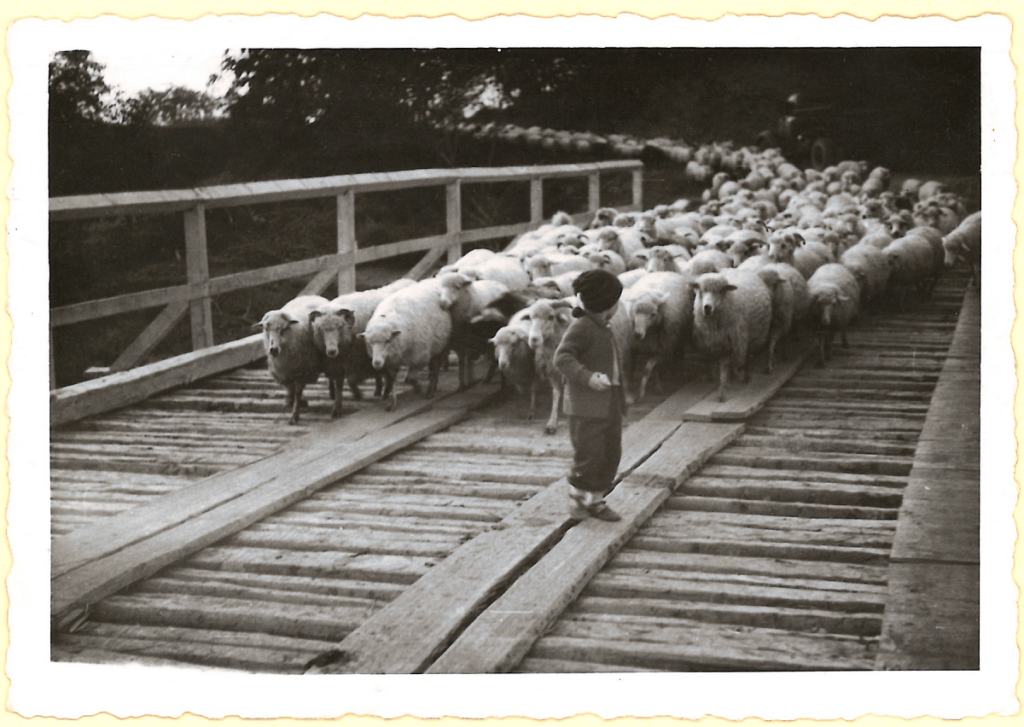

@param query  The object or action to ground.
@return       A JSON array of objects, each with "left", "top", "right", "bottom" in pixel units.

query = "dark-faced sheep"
[
  {"left": 360, "top": 278, "right": 453, "bottom": 411},
  {"left": 254, "top": 295, "right": 329, "bottom": 424},
  {"left": 807, "top": 263, "right": 861, "bottom": 365},
  {"left": 310, "top": 279, "right": 415, "bottom": 418},
  {"left": 439, "top": 272, "right": 510, "bottom": 390},
  {"left": 690, "top": 270, "right": 772, "bottom": 402}
]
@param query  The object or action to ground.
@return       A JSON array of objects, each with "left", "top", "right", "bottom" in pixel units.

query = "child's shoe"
[{"left": 587, "top": 500, "right": 622, "bottom": 522}]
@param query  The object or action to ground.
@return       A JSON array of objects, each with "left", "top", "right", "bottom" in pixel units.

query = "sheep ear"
[
  {"left": 251, "top": 322, "right": 265, "bottom": 333},
  {"left": 724, "top": 284, "right": 738, "bottom": 292},
  {"left": 688, "top": 281, "right": 700, "bottom": 291},
  {"left": 288, "top": 318, "right": 300, "bottom": 326},
  {"left": 308, "top": 310, "right": 323, "bottom": 323},
  {"left": 389, "top": 330, "right": 401, "bottom": 341},
  {"left": 339, "top": 309, "right": 355, "bottom": 326},
  {"left": 356, "top": 332, "right": 366, "bottom": 340}
]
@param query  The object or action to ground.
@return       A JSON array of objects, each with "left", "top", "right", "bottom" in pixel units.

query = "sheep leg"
[
  {"left": 766, "top": 334, "right": 778, "bottom": 374},
  {"left": 637, "top": 358, "right": 658, "bottom": 403},
  {"left": 716, "top": 359, "right": 729, "bottom": 402},
  {"left": 405, "top": 367, "right": 422, "bottom": 394},
  {"left": 817, "top": 333, "right": 827, "bottom": 368},
  {"left": 528, "top": 380, "right": 538, "bottom": 421},
  {"left": 372, "top": 372, "right": 383, "bottom": 398},
  {"left": 456, "top": 351, "right": 468, "bottom": 391},
  {"left": 328, "top": 379, "right": 336, "bottom": 400},
  {"left": 383, "top": 369, "right": 398, "bottom": 412},
  {"left": 347, "top": 377, "right": 364, "bottom": 401},
  {"left": 331, "top": 374, "right": 345, "bottom": 419},
  {"left": 544, "top": 378, "right": 563, "bottom": 435},
  {"left": 425, "top": 354, "right": 443, "bottom": 398},
  {"left": 841, "top": 329, "right": 850, "bottom": 349},
  {"left": 288, "top": 384, "right": 304, "bottom": 425}
]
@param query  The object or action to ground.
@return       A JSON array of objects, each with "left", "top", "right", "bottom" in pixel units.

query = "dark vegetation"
[{"left": 50, "top": 47, "right": 981, "bottom": 386}]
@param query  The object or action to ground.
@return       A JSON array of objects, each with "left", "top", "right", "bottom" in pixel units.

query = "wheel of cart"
[{"left": 811, "top": 137, "right": 837, "bottom": 170}]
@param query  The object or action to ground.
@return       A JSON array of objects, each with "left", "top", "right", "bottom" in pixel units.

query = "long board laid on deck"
[
  {"left": 51, "top": 383, "right": 500, "bottom": 627},
  {"left": 308, "top": 381, "right": 717, "bottom": 674},
  {"left": 426, "top": 421, "right": 744, "bottom": 673}
]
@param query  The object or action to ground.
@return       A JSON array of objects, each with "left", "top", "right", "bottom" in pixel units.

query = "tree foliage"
[
  {"left": 49, "top": 50, "right": 116, "bottom": 125},
  {"left": 122, "top": 86, "right": 226, "bottom": 126}
]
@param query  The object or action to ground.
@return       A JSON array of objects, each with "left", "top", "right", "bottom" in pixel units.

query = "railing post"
[
  {"left": 632, "top": 167, "right": 644, "bottom": 211},
  {"left": 588, "top": 172, "right": 601, "bottom": 213},
  {"left": 184, "top": 204, "right": 214, "bottom": 350},
  {"left": 337, "top": 190, "right": 357, "bottom": 295},
  {"left": 446, "top": 180, "right": 462, "bottom": 265},
  {"left": 530, "top": 177, "right": 543, "bottom": 224}
]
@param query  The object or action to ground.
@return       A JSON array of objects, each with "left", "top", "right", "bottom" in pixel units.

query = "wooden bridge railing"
[{"left": 49, "top": 160, "right": 644, "bottom": 405}]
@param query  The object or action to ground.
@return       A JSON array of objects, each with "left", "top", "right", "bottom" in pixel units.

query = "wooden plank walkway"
[
  {"left": 51, "top": 273, "right": 977, "bottom": 673},
  {"left": 875, "top": 285, "right": 980, "bottom": 670}
]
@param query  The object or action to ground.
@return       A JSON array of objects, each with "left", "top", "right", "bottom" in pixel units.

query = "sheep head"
[
  {"left": 526, "top": 300, "right": 573, "bottom": 351},
  {"left": 254, "top": 310, "right": 300, "bottom": 358},
  {"left": 360, "top": 323, "right": 402, "bottom": 371},
  {"left": 438, "top": 272, "right": 474, "bottom": 311},
  {"left": 630, "top": 293, "right": 669, "bottom": 339},
  {"left": 691, "top": 273, "right": 737, "bottom": 318},
  {"left": 310, "top": 307, "right": 356, "bottom": 358}
]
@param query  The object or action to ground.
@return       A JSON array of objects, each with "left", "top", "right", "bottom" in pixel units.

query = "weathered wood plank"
[
  {"left": 683, "top": 344, "right": 812, "bottom": 422},
  {"left": 52, "top": 384, "right": 493, "bottom": 578},
  {"left": 52, "top": 388, "right": 495, "bottom": 622},
  {"left": 529, "top": 616, "right": 875, "bottom": 671},
  {"left": 426, "top": 423, "right": 743, "bottom": 673},
  {"left": 606, "top": 550, "right": 888, "bottom": 584},
  {"left": 308, "top": 408, "right": 688, "bottom": 674},
  {"left": 875, "top": 562, "right": 979, "bottom": 670},
  {"left": 51, "top": 335, "right": 266, "bottom": 424},
  {"left": 567, "top": 597, "right": 883, "bottom": 637},
  {"left": 90, "top": 592, "right": 369, "bottom": 643}
]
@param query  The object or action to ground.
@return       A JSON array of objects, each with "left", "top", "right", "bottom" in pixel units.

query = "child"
[{"left": 554, "top": 268, "right": 627, "bottom": 521}]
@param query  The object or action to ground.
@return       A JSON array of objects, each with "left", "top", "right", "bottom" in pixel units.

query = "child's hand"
[{"left": 589, "top": 372, "right": 611, "bottom": 391}]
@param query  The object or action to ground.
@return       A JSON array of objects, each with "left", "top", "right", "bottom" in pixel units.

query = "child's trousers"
[{"left": 567, "top": 388, "right": 623, "bottom": 494}]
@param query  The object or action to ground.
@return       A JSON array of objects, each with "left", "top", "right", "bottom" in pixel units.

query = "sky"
[{"left": 87, "top": 49, "right": 234, "bottom": 97}]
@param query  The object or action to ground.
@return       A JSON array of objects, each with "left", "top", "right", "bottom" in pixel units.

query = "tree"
[
  {"left": 122, "top": 86, "right": 226, "bottom": 126},
  {"left": 49, "top": 50, "right": 116, "bottom": 125}
]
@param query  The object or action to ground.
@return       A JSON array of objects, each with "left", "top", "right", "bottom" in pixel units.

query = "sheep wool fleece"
[{"left": 555, "top": 312, "right": 627, "bottom": 494}]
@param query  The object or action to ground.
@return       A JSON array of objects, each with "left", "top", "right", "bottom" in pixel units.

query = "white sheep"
[
  {"left": 310, "top": 278, "right": 415, "bottom": 417},
  {"left": 583, "top": 249, "right": 627, "bottom": 276},
  {"left": 942, "top": 211, "right": 982, "bottom": 286},
  {"left": 525, "top": 252, "right": 594, "bottom": 280},
  {"left": 885, "top": 234, "right": 939, "bottom": 308},
  {"left": 360, "top": 278, "right": 453, "bottom": 411},
  {"left": 755, "top": 267, "right": 793, "bottom": 374},
  {"left": 619, "top": 268, "right": 649, "bottom": 289},
  {"left": 807, "top": 263, "right": 861, "bottom": 366},
  {"left": 840, "top": 243, "right": 890, "bottom": 307},
  {"left": 767, "top": 229, "right": 834, "bottom": 279},
  {"left": 690, "top": 269, "right": 772, "bottom": 402},
  {"left": 254, "top": 295, "right": 329, "bottom": 425},
  {"left": 439, "top": 272, "right": 510, "bottom": 390},
  {"left": 463, "top": 253, "right": 531, "bottom": 291},
  {"left": 436, "top": 247, "right": 496, "bottom": 277},
  {"left": 621, "top": 271, "right": 694, "bottom": 401},
  {"left": 523, "top": 298, "right": 575, "bottom": 434}
]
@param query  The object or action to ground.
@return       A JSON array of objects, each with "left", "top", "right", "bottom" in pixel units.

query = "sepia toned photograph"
[{"left": 6, "top": 12, "right": 1017, "bottom": 721}]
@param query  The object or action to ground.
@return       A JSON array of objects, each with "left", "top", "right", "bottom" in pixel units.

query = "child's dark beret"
[{"left": 572, "top": 268, "right": 623, "bottom": 314}]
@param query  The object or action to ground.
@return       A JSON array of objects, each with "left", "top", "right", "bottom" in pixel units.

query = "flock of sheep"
[{"left": 254, "top": 146, "right": 981, "bottom": 427}]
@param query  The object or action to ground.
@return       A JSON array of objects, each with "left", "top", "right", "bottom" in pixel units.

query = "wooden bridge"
[{"left": 48, "top": 163, "right": 979, "bottom": 673}]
